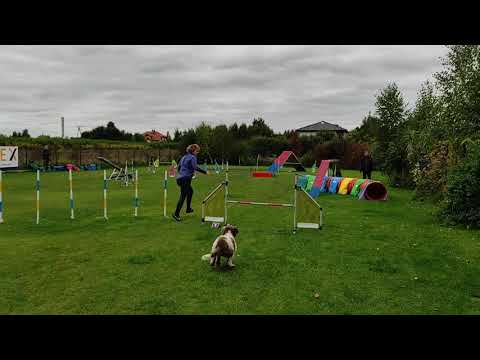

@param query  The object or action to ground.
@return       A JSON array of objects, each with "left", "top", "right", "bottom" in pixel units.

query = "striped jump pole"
[
  {"left": 103, "top": 170, "right": 108, "bottom": 220},
  {"left": 134, "top": 170, "right": 139, "bottom": 217},
  {"left": 36, "top": 170, "right": 40, "bottom": 224},
  {"left": 69, "top": 169, "right": 74, "bottom": 220},
  {"left": 0, "top": 170, "right": 3, "bottom": 224},
  {"left": 163, "top": 169, "right": 167, "bottom": 217},
  {"left": 227, "top": 200, "right": 294, "bottom": 207}
]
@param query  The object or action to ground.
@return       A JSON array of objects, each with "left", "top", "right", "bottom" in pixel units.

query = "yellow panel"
[
  {"left": 338, "top": 177, "right": 354, "bottom": 195},
  {"left": 204, "top": 184, "right": 225, "bottom": 222},
  {"left": 296, "top": 188, "right": 321, "bottom": 227}
]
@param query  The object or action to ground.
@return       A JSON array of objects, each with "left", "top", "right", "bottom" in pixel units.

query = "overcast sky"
[{"left": 0, "top": 45, "right": 448, "bottom": 138}]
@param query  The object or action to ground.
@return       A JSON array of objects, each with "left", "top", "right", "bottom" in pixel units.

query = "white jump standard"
[{"left": 201, "top": 171, "right": 323, "bottom": 233}]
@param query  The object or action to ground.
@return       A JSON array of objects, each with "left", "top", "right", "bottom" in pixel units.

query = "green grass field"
[{"left": 1, "top": 166, "right": 479, "bottom": 314}]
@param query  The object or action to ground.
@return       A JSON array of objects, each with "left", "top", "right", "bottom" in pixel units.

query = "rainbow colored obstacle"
[
  {"left": 297, "top": 175, "right": 388, "bottom": 200},
  {"left": 297, "top": 160, "right": 388, "bottom": 200}
]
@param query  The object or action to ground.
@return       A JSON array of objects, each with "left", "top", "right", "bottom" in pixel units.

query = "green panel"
[
  {"left": 296, "top": 189, "right": 320, "bottom": 226},
  {"left": 350, "top": 179, "right": 366, "bottom": 197},
  {"left": 204, "top": 184, "right": 225, "bottom": 220},
  {"left": 305, "top": 175, "right": 316, "bottom": 192}
]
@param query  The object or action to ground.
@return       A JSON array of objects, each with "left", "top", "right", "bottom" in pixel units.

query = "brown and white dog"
[{"left": 202, "top": 224, "right": 239, "bottom": 268}]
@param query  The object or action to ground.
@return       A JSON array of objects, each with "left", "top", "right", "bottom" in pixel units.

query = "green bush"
[
  {"left": 300, "top": 151, "right": 315, "bottom": 167},
  {"left": 439, "top": 143, "right": 480, "bottom": 228},
  {"left": 413, "top": 142, "right": 449, "bottom": 201}
]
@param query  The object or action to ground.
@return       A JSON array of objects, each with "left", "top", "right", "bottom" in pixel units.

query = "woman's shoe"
[{"left": 172, "top": 213, "right": 181, "bottom": 222}]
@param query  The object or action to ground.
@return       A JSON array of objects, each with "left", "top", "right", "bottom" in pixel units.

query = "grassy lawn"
[{"left": 0, "top": 166, "right": 479, "bottom": 314}]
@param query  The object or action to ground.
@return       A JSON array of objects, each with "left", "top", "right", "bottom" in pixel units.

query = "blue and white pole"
[
  {"left": 103, "top": 170, "right": 108, "bottom": 220},
  {"left": 134, "top": 170, "right": 139, "bottom": 217},
  {"left": 36, "top": 170, "right": 40, "bottom": 224},
  {"left": 163, "top": 169, "right": 167, "bottom": 217}
]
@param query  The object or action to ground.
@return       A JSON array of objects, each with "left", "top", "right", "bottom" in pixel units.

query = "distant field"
[{"left": 0, "top": 166, "right": 479, "bottom": 314}]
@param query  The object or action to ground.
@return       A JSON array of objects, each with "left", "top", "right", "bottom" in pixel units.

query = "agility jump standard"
[{"left": 201, "top": 169, "right": 323, "bottom": 233}]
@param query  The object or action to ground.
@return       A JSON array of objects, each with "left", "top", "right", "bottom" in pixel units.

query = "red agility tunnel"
[{"left": 361, "top": 181, "right": 388, "bottom": 200}]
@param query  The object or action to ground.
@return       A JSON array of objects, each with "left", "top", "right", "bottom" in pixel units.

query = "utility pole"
[{"left": 61, "top": 117, "right": 65, "bottom": 138}]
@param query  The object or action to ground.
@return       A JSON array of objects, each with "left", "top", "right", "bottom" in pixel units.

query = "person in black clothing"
[
  {"left": 360, "top": 150, "right": 373, "bottom": 179},
  {"left": 42, "top": 145, "right": 50, "bottom": 170},
  {"left": 172, "top": 144, "right": 208, "bottom": 222}
]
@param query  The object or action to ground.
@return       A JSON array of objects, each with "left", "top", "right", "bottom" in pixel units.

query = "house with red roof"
[{"left": 144, "top": 130, "right": 168, "bottom": 143}]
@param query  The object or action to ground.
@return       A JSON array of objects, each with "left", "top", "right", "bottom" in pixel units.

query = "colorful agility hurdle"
[{"left": 202, "top": 169, "right": 323, "bottom": 233}]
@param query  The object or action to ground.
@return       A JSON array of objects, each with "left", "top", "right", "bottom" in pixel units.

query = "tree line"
[{"left": 347, "top": 45, "right": 480, "bottom": 228}]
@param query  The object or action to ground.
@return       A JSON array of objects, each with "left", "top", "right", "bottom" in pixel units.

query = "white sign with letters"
[{"left": 0, "top": 146, "right": 19, "bottom": 168}]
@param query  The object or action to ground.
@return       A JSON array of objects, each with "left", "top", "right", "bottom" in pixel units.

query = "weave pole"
[
  {"left": 293, "top": 174, "right": 297, "bottom": 234},
  {"left": 69, "top": 169, "right": 75, "bottom": 220},
  {"left": 225, "top": 163, "right": 229, "bottom": 224},
  {"left": 0, "top": 170, "right": 3, "bottom": 224},
  {"left": 163, "top": 169, "right": 167, "bottom": 217},
  {"left": 36, "top": 170, "right": 40, "bottom": 224},
  {"left": 134, "top": 170, "right": 139, "bottom": 217},
  {"left": 103, "top": 170, "right": 108, "bottom": 220}
]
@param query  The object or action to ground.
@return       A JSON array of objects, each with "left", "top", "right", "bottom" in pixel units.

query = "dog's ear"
[
  {"left": 222, "top": 224, "right": 233, "bottom": 235},
  {"left": 223, "top": 224, "right": 238, "bottom": 237}
]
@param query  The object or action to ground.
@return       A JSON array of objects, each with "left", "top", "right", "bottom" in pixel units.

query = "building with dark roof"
[{"left": 295, "top": 121, "right": 348, "bottom": 138}]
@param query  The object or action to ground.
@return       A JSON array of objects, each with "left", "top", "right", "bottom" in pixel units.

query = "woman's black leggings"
[{"left": 175, "top": 176, "right": 193, "bottom": 216}]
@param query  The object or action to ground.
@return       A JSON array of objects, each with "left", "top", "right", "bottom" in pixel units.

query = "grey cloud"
[{"left": 0, "top": 45, "right": 448, "bottom": 136}]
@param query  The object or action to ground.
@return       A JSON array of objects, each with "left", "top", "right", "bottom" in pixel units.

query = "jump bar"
[{"left": 227, "top": 200, "right": 294, "bottom": 207}]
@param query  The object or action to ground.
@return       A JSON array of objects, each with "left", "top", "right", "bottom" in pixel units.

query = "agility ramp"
[
  {"left": 202, "top": 172, "right": 322, "bottom": 233},
  {"left": 298, "top": 174, "right": 388, "bottom": 200},
  {"left": 266, "top": 151, "right": 306, "bottom": 174}
]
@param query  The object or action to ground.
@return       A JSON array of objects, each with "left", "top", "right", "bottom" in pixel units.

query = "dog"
[{"left": 202, "top": 224, "right": 239, "bottom": 269}]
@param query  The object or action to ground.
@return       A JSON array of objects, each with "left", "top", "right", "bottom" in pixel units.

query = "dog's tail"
[{"left": 201, "top": 253, "right": 211, "bottom": 261}]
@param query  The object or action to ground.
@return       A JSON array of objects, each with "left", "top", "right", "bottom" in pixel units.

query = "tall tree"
[
  {"left": 434, "top": 45, "right": 480, "bottom": 145},
  {"left": 248, "top": 118, "right": 274, "bottom": 138},
  {"left": 173, "top": 128, "right": 182, "bottom": 142},
  {"left": 238, "top": 123, "right": 248, "bottom": 139},
  {"left": 374, "top": 82, "right": 409, "bottom": 184},
  {"left": 348, "top": 113, "right": 380, "bottom": 144}
]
